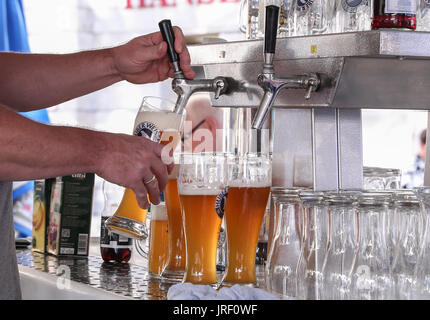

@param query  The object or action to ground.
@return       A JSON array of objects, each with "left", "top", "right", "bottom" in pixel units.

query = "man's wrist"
[{"left": 102, "top": 48, "right": 123, "bottom": 83}]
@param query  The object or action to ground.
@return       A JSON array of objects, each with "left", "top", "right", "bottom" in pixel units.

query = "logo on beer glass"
[
  {"left": 134, "top": 121, "right": 161, "bottom": 142},
  {"left": 215, "top": 187, "right": 229, "bottom": 219},
  {"left": 342, "top": 0, "right": 366, "bottom": 13},
  {"left": 297, "top": 0, "right": 314, "bottom": 11},
  {"left": 356, "top": 264, "right": 371, "bottom": 290},
  {"left": 56, "top": 265, "right": 71, "bottom": 290}
]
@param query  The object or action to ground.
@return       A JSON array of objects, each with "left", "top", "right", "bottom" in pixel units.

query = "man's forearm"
[
  {"left": 0, "top": 50, "right": 121, "bottom": 111},
  {"left": 0, "top": 105, "right": 105, "bottom": 181}
]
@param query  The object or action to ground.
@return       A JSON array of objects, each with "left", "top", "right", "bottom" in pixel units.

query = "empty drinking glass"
[
  {"left": 293, "top": 0, "right": 336, "bottom": 36},
  {"left": 265, "top": 188, "right": 306, "bottom": 299},
  {"left": 322, "top": 191, "right": 359, "bottom": 300},
  {"left": 350, "top": 191, "right": 394, "bottom": 300},
  {"left": 414, "top": 187, "right": 430, "bottom": 299},
  {"left": 363, "top": 167, "right": 402, "bottom": 190},
  {"left": 334, "top": 0, "right": 371, "bottom": 33},
  {"left": 391, "top": 191, "right": 423, "bottom": 300},
  {"left": 417, "top": 0, "right": 430, "bottom": 31},
  {"left": 239, "top": 0, "right": 282, "bottom": 39},
  {"left": 298, "top": 191, "right": 329, "bottom": 300},
  {"left": 279, "top": 0, "right": 295, "bottom": 37}
]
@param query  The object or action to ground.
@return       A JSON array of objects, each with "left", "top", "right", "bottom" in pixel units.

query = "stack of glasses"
[
  {"left": 266, "top": 187, "right": 430, "bottom": 300},
  {"left": 240, "top": 0, "right": 430, "bottom": 40},
  {"left": 363, "top": 166, "right": 402, "bottom": 190}
]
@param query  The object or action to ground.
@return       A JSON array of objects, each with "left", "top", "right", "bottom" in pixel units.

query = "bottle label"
[
  {"left": 342, "top": 0, "right": 367, "bottom": 13},
  {"left": 385, "top": 0, "right": 417, "bottom": 14},
  {"left": 100, "top": 216, "right": 133, "bottom": 248},
  {"left": 296, "top": 0, "right": 314, "bottom": 12},
  {"left": 134, "top": 121, "right": 161, "bottom": 142},
  {"left": 215, "top": 187, "right": 229, "bottom": 219}
]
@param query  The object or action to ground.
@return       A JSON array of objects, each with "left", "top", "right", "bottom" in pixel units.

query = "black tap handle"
[
  {"left": 159, "top": 19, "right": 179, "bottom": 64},
  {"left": 264, "top": 5, "right": 279, "bottom": 54}
]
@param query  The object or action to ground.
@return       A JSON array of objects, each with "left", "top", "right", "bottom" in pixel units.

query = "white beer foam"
[
  {"left": 150, "top": 203, "right": 168, "bottom": 221},
  {"left": 134, "top": 111, "right": 182, "bottom": 132},
  {"left": 178, "top": 188, "right": 222, "bottom": 196}
]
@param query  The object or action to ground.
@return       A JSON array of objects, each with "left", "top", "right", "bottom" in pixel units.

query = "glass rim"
[
  {"left": 414, "top": 187, "right": 430, "bottom": 202},
  {"left": 357, "top": 190, "right": 391, "bottom": 206},
  {"left": 176, "top": 151, "right": 232, "bottom": 161},
  {"left": 363, "top": 166, "right": 402, "bottom": 177},
  {"left": 299, "top": 191, "right": 325, "bottom": 202},
  {"left": 140, "top": 96, "right": 176, "bottom": 112}
]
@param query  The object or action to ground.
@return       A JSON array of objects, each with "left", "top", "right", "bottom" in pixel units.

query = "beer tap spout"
[
  {"left": 251, "top": 6, "right": 323, "bottom": 130},
  {"left": 159, "top": 20, "right": 230, "bottom": 115}
]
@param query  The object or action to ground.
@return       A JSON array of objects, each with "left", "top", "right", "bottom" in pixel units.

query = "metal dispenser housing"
[{"left": 188, "top": 30, "right": 430, "bottom": 191}]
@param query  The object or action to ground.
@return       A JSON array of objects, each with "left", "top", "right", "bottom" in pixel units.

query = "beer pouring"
[
  {"left": 251, "top": 5, "right": 323, "bottom": 130},
  {"left": 158, "top": 20, "right": 230, "bottom": 115}
]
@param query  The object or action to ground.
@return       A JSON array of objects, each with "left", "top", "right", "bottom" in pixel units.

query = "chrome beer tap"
[
  {"left": 159, "top": 20, "right": 229, "bottom": 114},
  {"left": 251, "top": 6, "right": 322, "bottom": 129}
]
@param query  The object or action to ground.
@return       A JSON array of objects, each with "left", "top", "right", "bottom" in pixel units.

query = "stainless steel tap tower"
[
  {"left": 160, "top": 12, "right": 430, "bottom": 191},
  {"left": 185, "top": 23, "right": 430, "bottom": 192}
]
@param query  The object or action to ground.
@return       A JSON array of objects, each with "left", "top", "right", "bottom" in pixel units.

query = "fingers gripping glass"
[{"left": 106, "top": 96, "right": 184, "bottom": 240}]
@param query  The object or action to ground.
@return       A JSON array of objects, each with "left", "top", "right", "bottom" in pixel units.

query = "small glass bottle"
[
  {"left": 100, "top": 181, "right": 133, "bottom": 263},
  {"left": 372, "top": 0, "right": 417, "bottom": 30}
]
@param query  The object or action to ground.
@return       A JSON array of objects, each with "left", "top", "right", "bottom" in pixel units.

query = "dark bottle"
[
  {"left": 100, "top": 216, "right": 132, "bottom": 263},
  {"left": 100, "top": 180, "right": 133, "bottom": 263},
  {"left": 372, "top": 0, "right": 417, "bottom": 30}
]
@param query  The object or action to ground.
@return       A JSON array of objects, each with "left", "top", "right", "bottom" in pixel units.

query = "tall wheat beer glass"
[
  {"left": 147, "top": 203, "right": 169, "bottom": 277},
  {"left": 178, "top": 153, "right": 227, "bottom": 286},
  {"left": 106, "top": 96, "right": 183, "bottom": 240},
  {"left": 161, "top": 162, "right": 186, "bottom": 282},
  {"left": 221, "top": 153, "right": 272, "bottom": 287}
]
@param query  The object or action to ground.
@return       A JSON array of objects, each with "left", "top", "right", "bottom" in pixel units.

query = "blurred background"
[{"left": 4, "top": 0, "right": 427, "bottom": 238}]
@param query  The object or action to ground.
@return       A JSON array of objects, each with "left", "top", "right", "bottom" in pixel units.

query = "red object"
[
  {"left": 101, "top": 247, "right": 132, "bottom": 263},
  {"left": 372, "top": 0, "right": 416, "bottom": 30},
  {"left": 100, "top": 216, "right": 132, "bottom": 263}
]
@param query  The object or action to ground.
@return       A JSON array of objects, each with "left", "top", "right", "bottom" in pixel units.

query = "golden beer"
[
  {"left": 161, "top": 164, "right": 186, "bottom": 281},
  {"left": 221, "top": 153, "right": 272, "bottom": 287},
  {"left": 180, "top": 191, "right": 222, "bottom": 285},
  {"left": 222, "top": 185, "right": 271, "bottom": 284},
  {"left": 107, "top": 189, "right": 149, "bottom": 239},
  {"left": 106, "top": 96, "right": 183, "bottom": 240},
  {"left": 148, "top": 203, "right": 169, "bottom": 276}
]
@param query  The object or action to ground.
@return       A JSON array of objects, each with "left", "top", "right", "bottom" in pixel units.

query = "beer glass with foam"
[
  {"left": 106, "top": 96, "right": 184, "bottom": 240},
  {"left": 147, "top": 203, "right": 169, "bottom": 277},
  {"left": 178, "top": 153, "right": 227, "bottom": 286},
  {"left": 161, "top": 162, "right": 187, "bottom": 282},
  {"left": 221, "top": 153, "right": 272, "bottom": 287},
  {"left": 134, "top": 202, "right": 169, "bottom": 277}
]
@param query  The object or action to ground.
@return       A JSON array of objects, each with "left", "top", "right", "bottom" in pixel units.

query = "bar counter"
[{"left": 16, "top": 237, "right": 266, "bottom": 300}]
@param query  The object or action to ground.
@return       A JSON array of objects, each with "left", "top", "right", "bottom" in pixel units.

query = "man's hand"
[
  {"left": 110, "top": 26, "right": 195, "bottom": 84},
  {"left": 0, "top": 105, "right": 173, "bottom": 210},
  {"left": 96, "top": 132, "right": 174, "bottom": 209}
]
